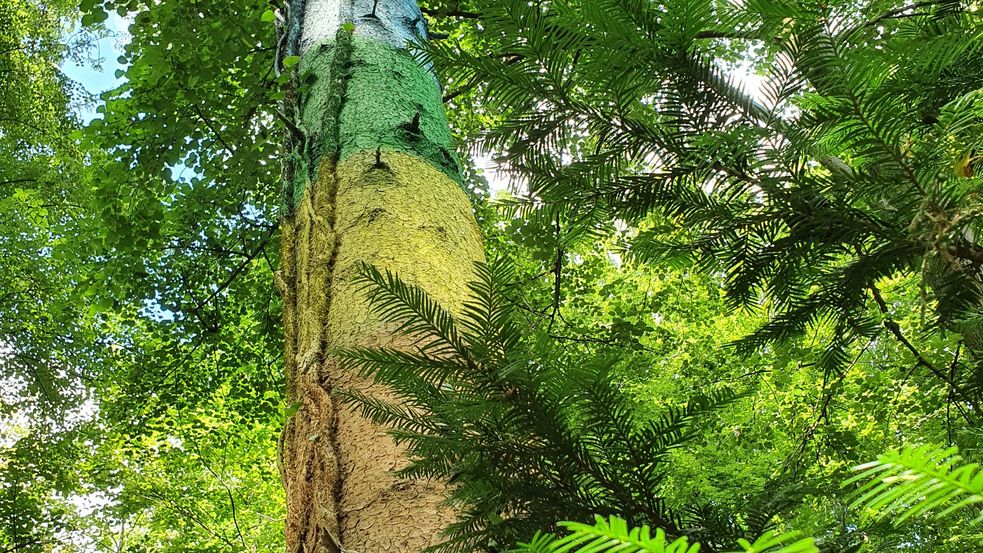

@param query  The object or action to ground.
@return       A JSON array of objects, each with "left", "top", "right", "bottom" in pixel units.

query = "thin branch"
[
  {"left": 137, "top": 486, "right": 239, "bottom": 548},
  {"left": 694, "top": 30, "right": 764, "bottom": 40},
  {"left": 950, "top": 242, "right": 983, "bottom": 265},
  {"left": 0, "top": 117, "right": 49, "bottom": 135},
  {"left": 273, "top": 107, "right": 304, "bottom": 139},
  {"left": 420, "top": 7, "right": 481, "bottom": 19},
  {"left": 861, "top": 0, "right": 949, "bottom": 29},
  {"left": 788, "top": 339, "right": 874, "bottom": 470},
  {"left": 197, "top": 226, "right": 277, "bottom": 310},
  {"left": 869, "top": 284, "right": 981, "bottom": 419},
  {"left": 1, "top": 539, "right": 56, "bottom": 553},
  {"left": 547, "top": 216, "right": 564, "bottom": 332},
  {"left": 947, "top": 343, "right": 962, "bottom": 444},
  {"left": 191, "top": 440, "right": 248, "bottom": 550},
  {"left": 0, "top": 178, "right": 38, "bottom": 187},
  {"left": 165, "top": 243, "right": 251, "bottom": 258},
  {"left": 191, "top": 103, "right": 235, "bottom": 157},
  {"left": 443, "top": 74, "right": 481, "bottom": 103},
  {"left": 442, "top": 54, "right": 523, "bottom": 103},
  {"left": 548, "top": 332, "right": 657, "bottom": 352}
]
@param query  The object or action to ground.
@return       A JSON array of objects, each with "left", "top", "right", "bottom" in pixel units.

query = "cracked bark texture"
[{"left": 277, "top": 1, "right": 483, "bottom": 551}]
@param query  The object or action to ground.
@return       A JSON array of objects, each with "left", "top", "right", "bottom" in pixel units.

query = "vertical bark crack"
[
  {"left": 315, "top": 24, "right": 353, "bottom": 546},
  {"left": 281, "top": 22, "right": 355, "bottom": 553}
]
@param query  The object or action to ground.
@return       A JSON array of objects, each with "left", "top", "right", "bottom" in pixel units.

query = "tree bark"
[{"left": 275, "top": 0, "right": 483, "bottom": 550}]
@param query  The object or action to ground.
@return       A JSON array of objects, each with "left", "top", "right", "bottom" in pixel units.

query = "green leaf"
[
  {"left": 284, "top": 401, "right": 303, "bottom": 418},
  {"left": 846, "top": 445, "right": 983, "bottom": 527}
]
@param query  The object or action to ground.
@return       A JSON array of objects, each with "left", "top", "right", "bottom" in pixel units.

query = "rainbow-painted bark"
[{"left": 276, "top": 1, "right": 483, "bottom": 551}]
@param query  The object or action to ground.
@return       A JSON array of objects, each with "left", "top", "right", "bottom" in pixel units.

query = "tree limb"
[
  {"left": 420, "top": 7, "right": 481, "bottom": 19},
  {"left": 191, "top": 104, "right": 235, "bottom": 157},
  {"left": 869, "top": 283, "right": 981, "bottom": 419}
]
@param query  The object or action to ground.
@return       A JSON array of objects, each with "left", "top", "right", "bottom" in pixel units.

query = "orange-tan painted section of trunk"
[{"left": 279, "top": 149, "right": 484, "bottom": 552}]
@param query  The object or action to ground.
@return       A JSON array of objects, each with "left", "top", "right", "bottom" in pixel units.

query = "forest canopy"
[{"left": 1, "top": 0, "right": 981, "bottom": 551}]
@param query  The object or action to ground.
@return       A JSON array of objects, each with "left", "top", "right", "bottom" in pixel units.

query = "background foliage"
[{"left": 1, "top": 0, "right": 981, "bottom": 551}]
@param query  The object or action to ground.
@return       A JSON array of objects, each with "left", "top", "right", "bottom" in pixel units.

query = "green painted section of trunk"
[{"left": 286, "top": 29, "right": 460, "bottom": 209}]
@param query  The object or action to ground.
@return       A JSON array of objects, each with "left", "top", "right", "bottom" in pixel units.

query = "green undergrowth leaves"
[
  {"left": 847, "top": 445, "right": 983, "bottom": 530},
  {"left": 513, "top": 516, "right": 817, "bottom": 553},
  {"left": 339, "top": 261, "right": 781, "bottom": 552},
  {"left": 426, "top": 0, "right": 983, "bottom": 412}
]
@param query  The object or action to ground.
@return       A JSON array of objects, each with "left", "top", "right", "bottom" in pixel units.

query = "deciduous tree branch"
[
  {"left": 868, "top": 283, "right": 981, "bottom": 420},
  {"left": 420, "top": 7, "right": 480, "bottom": 19}
]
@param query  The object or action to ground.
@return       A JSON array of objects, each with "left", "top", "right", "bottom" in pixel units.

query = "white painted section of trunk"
[{"left": 300, "top": 0, "right": 427, "bottom": 54}]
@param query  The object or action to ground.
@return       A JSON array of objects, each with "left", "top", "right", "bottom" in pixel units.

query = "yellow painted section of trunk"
[
  {"left": 328, "top": 150, "right": 484, "bottom": 346},
  {"left": 279, "top": 148, "right": 484, "bottom": 551},
  {"left": 329, "top": 149, "right": 483, "bottom": 551}
]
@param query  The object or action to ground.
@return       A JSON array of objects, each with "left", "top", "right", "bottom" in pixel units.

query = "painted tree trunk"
[{"left": 275, "top": 1, "right": 484, "bottom": 550}]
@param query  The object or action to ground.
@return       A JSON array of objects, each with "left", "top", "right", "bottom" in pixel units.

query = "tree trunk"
[{"left": 275, "top": 0, "right": 484, "bottom": 550}]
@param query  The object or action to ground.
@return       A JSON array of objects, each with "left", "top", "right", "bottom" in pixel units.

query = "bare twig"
[
  {"left": 861, "top": 0, "right": 948, "bottom": 29},
  {"left": 191, "top": 103, "right": 235, "bottom": 156},
  {"left": 420, "top": 7, "right": 481, "bottom": 19},
  {"left": 869, "top": 284, "right": 981, "bottom": 420}
]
